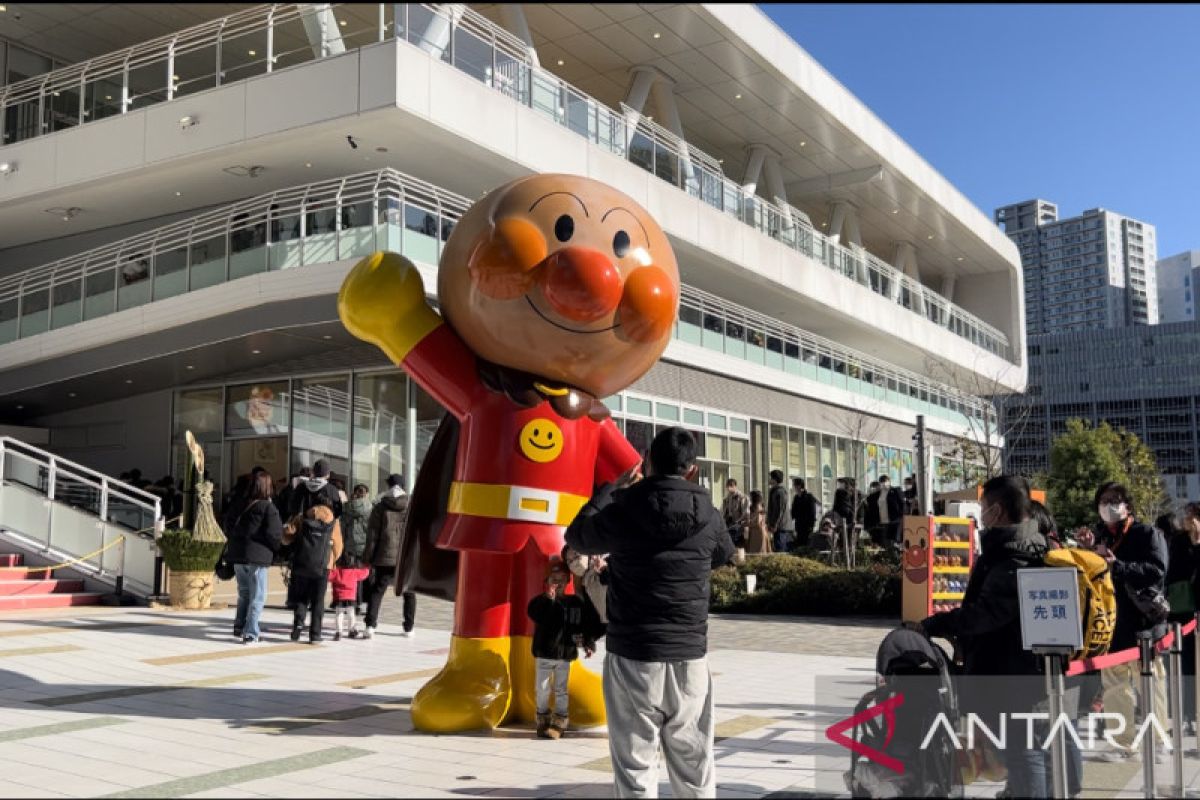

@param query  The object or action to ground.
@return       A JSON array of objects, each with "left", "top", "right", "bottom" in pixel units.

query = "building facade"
[
  {"left": 1157, "top": 250, "right": 1200, "bottom": 324},
  {"left": 0, "top": 4, "right": 1025, "bottom": 519},
  {"left": 995, "top": 199, "right": 1158, "bottom": 336},
  {"left": 1003, "top": 319, "right": 1200, "bottom": 503}
]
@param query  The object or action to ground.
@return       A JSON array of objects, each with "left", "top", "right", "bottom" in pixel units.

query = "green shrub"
[
  {"left": 159, "top": 529, "right": 225, "bottom": 573},
  {"left": 711, "top": 554, "right": 900, "bottom": 616}
]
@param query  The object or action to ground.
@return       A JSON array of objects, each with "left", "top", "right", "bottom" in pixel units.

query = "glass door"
[{"left": 225, "top": 436, "right": 289, "bottom": 510}]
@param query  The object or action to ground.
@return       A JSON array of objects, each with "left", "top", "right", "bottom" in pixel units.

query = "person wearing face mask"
[
  {"left": 1076, "top": 481, "right": 1170, "bottom": 763},
  {"left": 917, "top": 475, "right": 1064, "bottom": 798},
  {"left": 1164, "top": 503, "right": 1200, "bottom": 732},
  {"left": 876, "top": 475, "right": 904, "bottom": 547}
]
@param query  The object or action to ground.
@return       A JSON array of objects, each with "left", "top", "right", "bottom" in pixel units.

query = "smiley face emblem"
[{"left": 519, "top": 418, "right": 564, "bottom": 463}]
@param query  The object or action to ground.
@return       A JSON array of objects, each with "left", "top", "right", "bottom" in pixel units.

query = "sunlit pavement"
[{"left": 0, "top": 598, "right": 1194, "bottom": 798}]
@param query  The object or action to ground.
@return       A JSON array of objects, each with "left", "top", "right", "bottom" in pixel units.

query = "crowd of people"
[
  {"left": 219, "top": 459, "right": 416, "bottom": 645},
  {"left": 718, "top": 471, "right": 922, "bottom": 556},
  {"left": 910, "top": 475, "right": 1200, "bottom": 798}
]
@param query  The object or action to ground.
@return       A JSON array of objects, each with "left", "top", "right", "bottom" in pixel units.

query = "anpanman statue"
[{"left": 338, "top": 173, "right": 680, "bottom": 732}]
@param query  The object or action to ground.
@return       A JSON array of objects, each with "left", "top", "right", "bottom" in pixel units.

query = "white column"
[
  {"left": 622, "top": 67, "right": 658, "bottom": 149},
  {"left": 828, "top": 201, "right": 862, "bottom": 247},
  {"left": 415, "top": 3, "right": 465, "bottom": 60},
  {"left": 299, "top": 3, "right": 346, "bottom": 58},
  {"left": 892, "top": 241, "right": 924, "bottom": 314},
  {"left": 940, "top": 273, "right": 957, "bottom": 304},
  {"left": 742, "top": 146, "right": 767, "bottom": 195},
  {"left": 497, "top": 4, "right": 539, "bottom": 67},
  {"left": 650, "top": 77, "right": 696, "bottom": 189}
]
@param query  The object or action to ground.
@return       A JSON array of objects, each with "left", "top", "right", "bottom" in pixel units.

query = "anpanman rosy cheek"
[
  {"left": 467, "top": 216, "right": 548, "bottom": 300},
  {"left": 617, "top": 266, "right": 677, "bottom": 343}
]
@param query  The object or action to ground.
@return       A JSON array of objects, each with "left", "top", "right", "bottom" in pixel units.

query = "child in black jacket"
[{"left": 527, "top": 559, "right": 600, "bottom": 740}]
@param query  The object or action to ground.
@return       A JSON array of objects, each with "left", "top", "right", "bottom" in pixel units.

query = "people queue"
[{"left": 219, "top": 459, "right": 416, "bottom": 645}]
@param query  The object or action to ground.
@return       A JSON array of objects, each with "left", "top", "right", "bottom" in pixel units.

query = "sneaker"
[
  {"left": 309, "top": 636, "right": 324, "bottom": 645},
  {"left": 333, "top": 631, "right": 341, "bottom": 642},
  {"left": 242, "top": 636, "right": 258, "bottom": 646},
  {"left": 233, "top": 627, "right": 244, "bottom": 639},
  {"left": 400, "top": 628, "right": 415, "bottom": 639},
  {"left": 1095, "top": 748, "right": 1133, "bottom": 763},
  {"left": 290, "top": 626, "right": 302, "bottom": 642},
  {"left": 363, "top": 626, "right": 375, "bottom": 640},
  {"left": 348, "top": 628, "right": 362, "bottom": 639}
]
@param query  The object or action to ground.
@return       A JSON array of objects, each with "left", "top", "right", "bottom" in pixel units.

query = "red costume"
[{"left": 403, "top": 323, "right": 640, "bottom": 639}]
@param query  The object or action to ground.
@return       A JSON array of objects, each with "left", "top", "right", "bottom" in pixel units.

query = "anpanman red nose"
[{"left": 541, "top": 246, "right": 623, "bottom": 323}]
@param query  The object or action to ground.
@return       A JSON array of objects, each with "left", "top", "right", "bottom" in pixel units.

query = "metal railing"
[
  {"left": 0, "top": 3, "right": 1011, "bottom": 358},
  {"left": 0, "top": 436, "right": 162, "bottom": 597},
  {"left": 678, "top": 285, "right": 996, "bottom": 430}
]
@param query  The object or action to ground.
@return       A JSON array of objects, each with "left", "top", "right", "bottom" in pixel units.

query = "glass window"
[
  {"left": 173, "top": 387, "right": 225, "bottom": 505},
  {"left": 602, "top": 396, "right": 621, "bottom": 413},
  {"left": 290, "top": 375, "right": 351, "bottom": 479},
  {"left": 729, "top": 417, "right": 749, "bottom": 435},
  {"left": 414, "top": 382, "right": 444, "bottom": 472},
  {"left": 656, "top": 403, "right": 680, "bottom": 422},
  {"left": 707, "top": 413, "right": 726, "bottom": 430},
  {"left": 352, "top": 371, "right": 409, "bottom": 498},
  {"left": 706, "top": 434, "right": 727, "bottom": 462},
  {"left": 225, "top": 381, "right": 289, "bottom": 437},
  {"left": 683, "top": 408, "right": 705, "bottom": 427},
  {"left": 626, "top": 397, "right": 652, "bottom": 418},
  {"left": 788, "top": 428, "right": 803, "bottom": 480},
  {"left": 625, "top": 420, "right": 654, "bottom": 464},
  {"left": 804, "top": 430, "right": 819, "bottom": 498},
  {"left": 769, "top": 424, "right": 786, "bottom": 473}
]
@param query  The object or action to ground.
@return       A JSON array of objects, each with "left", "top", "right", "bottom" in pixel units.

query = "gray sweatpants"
[{"left": 602, "top": 652, "right": 716, "bottom": 798}]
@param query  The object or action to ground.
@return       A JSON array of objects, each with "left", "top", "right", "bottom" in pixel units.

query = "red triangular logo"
[{"left": 825, "top": 693, "right": 906, "bottom": 775}]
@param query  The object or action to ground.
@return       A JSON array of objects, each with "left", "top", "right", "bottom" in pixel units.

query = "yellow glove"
[{"left": 337, "top": 251, "right": 442, "bottom": 364}]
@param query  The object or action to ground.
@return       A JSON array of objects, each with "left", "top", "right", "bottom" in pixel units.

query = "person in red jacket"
[{"left": 339, "top": 173, "right": 680, "bottom": 732}]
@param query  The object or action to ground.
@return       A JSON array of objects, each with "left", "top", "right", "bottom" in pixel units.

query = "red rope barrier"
[{"left": 1063, "top": 621, "right": 1195, "bottom": 677}]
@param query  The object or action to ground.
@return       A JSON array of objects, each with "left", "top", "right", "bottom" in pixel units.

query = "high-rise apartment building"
[
  {"left": 995, "top": 199, "right": 1158, "bottom": 335},
  {"left": 1157, "top": 250, "right": 1200, "bottom": 323}
]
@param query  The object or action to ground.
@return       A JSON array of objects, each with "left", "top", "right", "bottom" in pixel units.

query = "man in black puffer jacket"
[
  {"left": 566, "top": 426, "right": 734, "bottom": 798},
  {"left": 921, "top": 475, "right": 1065, "bottom": 798}
]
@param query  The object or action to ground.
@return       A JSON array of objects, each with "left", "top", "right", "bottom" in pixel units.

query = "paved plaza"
[{"left": 0, "top": 596, "right": 1196, "bottom": 799}]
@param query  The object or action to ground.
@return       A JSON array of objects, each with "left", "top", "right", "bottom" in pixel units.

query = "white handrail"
[{"left": 0, "top": 436, "right": 162, "bottom": 510}]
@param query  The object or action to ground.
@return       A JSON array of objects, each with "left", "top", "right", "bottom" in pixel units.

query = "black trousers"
[
  {"left": 364, "top": 566, "right": 415, "bottom": 631},
  {"left": 290, "top": 573, "right": 328, "bottom": 640}
]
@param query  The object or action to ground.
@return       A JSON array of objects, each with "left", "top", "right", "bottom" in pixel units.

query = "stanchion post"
[
  {"left": 1169, "top": 623, "right": 1185, "bottom": 797},
  {"left": 115, "top": 535, "right": 126, "bottom": 603},
  {"left": 1036, "top": 646, "right": 1072, "bottom": 799},
  {"left": 1138, "top": 632, "right": 1157, "bottom": 799}
]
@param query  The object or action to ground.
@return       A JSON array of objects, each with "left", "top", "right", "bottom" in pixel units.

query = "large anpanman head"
[{"left": 438, "top": 174, "right": 680, "bottom": 398}]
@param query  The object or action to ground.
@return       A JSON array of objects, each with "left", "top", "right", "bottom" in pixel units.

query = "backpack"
[
  {"left": 291, "top": 517, "right": 335, "bottom": 578},
  {"left": 1043, "top": 547, "right": 1117, "bottom": 661}
]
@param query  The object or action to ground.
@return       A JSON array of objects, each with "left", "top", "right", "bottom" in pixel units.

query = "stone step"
[
  {"left": 0, "top": 566, "right": 53, "bottom": 580},
  {"left": 0, "top": 579, "right": 85, "bottom": 596},
  {"left": 0, "top": 592, "right": 102, "bottom": 611}
]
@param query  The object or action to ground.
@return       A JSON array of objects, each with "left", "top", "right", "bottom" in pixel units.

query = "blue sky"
[{"left": 761, "top": 4, "right": 1200, "bottom": 258}]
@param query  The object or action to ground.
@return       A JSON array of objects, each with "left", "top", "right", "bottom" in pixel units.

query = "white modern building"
[
  {"left": 0, "top": 4, "right": 1026, "bottom": 597},
  {"left": 1157, "top": 250, "right": 1200, "bottom": 324},
  {"left": 995, "top": 199, "right": 1158, "bottom": 335}
]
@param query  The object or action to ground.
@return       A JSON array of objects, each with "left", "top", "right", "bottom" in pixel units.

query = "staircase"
[
  {"left": 0, "top": 436, "right": 163, "bottom": 607},
  {"left": 0, "top": 552, "right": 102, "bottom": 611}
]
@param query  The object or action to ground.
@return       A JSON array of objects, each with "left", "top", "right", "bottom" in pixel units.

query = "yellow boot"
[
  {"left": 411, "top": 635, "right": 513, "bottom": 733},
  {"left": 507, "top": 636, "right": 607, "bottom": 727}
]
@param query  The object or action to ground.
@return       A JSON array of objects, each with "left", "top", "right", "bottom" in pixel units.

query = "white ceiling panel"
[
  {"left": 595, "top": 4, "right": 649, "bottom": 23},
  {"left": 593, "top": 22, "right": 660, "bottom": 64},
  {"left": 647, "top": 5, "right": 724, "bottom": 47},
  {"left": 523, "top": 4, "right": 583, "bottom": 40}
]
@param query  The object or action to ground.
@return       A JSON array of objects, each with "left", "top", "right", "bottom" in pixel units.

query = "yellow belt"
[{"left": 448, "top": 481, "right": 588, "bottom": 527}]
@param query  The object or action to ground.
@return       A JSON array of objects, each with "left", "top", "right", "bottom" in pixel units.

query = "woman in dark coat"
[
  {"left": 1077, "top": 482, "right": 1170, "bottom": 760},
  {"left": 226, "top": 471, "right": 283, "bottom": 644},
  {"left": 1164, "top": 503, "right": 1200, "bottom": 730}
]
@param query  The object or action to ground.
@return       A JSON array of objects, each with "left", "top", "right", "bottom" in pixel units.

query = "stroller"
[{"left": 843, "top": 627, "right": 963, "bottom": 799}]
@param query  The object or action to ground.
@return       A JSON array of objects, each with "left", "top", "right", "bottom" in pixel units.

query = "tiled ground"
[{"left": 0, "top": 597, "right": 1195, "bottom": 798}]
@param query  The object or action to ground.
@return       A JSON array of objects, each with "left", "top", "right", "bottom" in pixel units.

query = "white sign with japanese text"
[{"left": 1016, "top": 567, "right": 1083, "bottom": 650}]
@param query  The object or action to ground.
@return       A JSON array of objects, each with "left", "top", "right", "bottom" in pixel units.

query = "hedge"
[{"left": 711, "top": 554, "right": 900, "bottom": 616}]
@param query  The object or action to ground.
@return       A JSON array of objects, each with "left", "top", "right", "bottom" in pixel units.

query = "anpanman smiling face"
[{"left": 438, "top": 174, "right": 680, "bottom": 398}]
